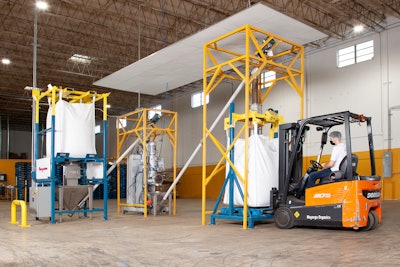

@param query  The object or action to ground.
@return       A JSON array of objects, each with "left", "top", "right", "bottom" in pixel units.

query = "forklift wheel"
[
  {"left": 364, "top": 210, "right": 378, "bottom": 231},
  {"left": 275, "top": 207, "right": 294, "bottom": 229}
]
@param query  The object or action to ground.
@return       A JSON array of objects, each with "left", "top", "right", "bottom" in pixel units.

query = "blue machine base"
[{"left": 210, "top": 207, "right": 274, "bottom": 228}]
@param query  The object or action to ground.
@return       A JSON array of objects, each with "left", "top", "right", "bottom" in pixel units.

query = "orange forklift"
[{"left": 271, "top": 111, "right": 381, "bottom": 230}]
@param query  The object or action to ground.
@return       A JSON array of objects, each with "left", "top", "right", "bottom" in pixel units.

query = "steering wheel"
[{"left": 310, "top": 160, "right": 323, "bottom": 170}]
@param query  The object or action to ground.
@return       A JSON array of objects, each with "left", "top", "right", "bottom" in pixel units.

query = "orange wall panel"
[
  {"left": 177, "top": 165, "right": 225, "bottom": 199},
  {"left": 176, "top": 149, "right": 400, "bottom": 200},
  {"left": 304, "top": 148, "right": 400, "bottom": 200},
  {"left": 0, "top": 159, "right": 30, "bottom": 186}
]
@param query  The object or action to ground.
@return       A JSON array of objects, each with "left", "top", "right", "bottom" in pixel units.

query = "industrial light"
[
  {"left": 69, "top": 54, "right": 93, "bottom": 64},
  {"left": 36, "top": 1, "right": 48, "bottom": 10},
  {"left": 354, "top": 25, "right": 364, "bottom": 33},
  {"left": 1, "top": 58, "right": 11, "bottom": 65}
]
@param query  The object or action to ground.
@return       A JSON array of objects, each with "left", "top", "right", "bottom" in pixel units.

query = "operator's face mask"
[{"left": 330, "top": 138, "right": 335, "bottom": 145}]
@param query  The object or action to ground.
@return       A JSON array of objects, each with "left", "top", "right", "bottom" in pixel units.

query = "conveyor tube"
[{"left": 160, "top": 69, "right": 258, "bottom": 206}]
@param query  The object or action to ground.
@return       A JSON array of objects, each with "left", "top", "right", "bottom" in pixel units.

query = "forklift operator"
[{"left": 306, "top": 131, "right": 347, "bottom": 188}]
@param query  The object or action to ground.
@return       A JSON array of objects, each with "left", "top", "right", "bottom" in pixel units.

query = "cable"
[
  {"left": 162, "top": 0, "right": 167, "bottom": 47},
  {"left": 158, "top": 82, "right": 168, "bottom": 157}
]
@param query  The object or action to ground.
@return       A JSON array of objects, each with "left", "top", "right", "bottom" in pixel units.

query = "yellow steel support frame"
[
  {"left": 32, "top": 85, "right": 110, "bottom": 224},
  {"left": 116, "top": 108, "right": 178, "bottom": 217},
  {"left": 202, "top": 25, "right": 304, "bottom": 229}
]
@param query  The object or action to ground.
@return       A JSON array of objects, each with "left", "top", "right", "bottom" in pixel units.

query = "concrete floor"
[{"left": 1, "top": 198, "right": 400, "bottom": 267}]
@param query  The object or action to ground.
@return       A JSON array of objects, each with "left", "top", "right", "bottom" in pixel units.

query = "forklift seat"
[
  {"left": 295, "top": 154, "right": 358, "bottom": 197},
  {"left": 327, "top": 154, "right": 358, "bottom": 182}
]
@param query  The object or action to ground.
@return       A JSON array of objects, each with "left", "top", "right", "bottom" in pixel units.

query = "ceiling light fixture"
[
  {"left": 69, "top": 54, "right": 93, "bottom": 64},
  {"left": 354, "top": 25, "right": 364, "bottom": 33},
  {"left": 36, "top": 1, "right": 48, "bottom": 10},
  {"left": 2, "top": 58, "right": 11, "bottom": 65}
]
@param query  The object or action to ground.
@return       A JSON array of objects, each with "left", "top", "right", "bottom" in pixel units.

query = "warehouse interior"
[{"left": 1, "top": 0, "right": 400, "bottom": 266}]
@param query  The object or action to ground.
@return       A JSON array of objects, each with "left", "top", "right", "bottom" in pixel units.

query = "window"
[
  {"left": 337, "top": 40, "right": 374, "bottom": 68},
  {"left": 260, "top": 71, "right": 276, "bottom": 88},
  {"left": 117, "top": 117, "right": 127, "bottom": 129},
  {"left": 191, "top": 91, "right": 209, "bottom": 108},
  {"left": 356, "top": 40, "right": 374, "bottom": 63},
  {"left": 337, "top": 46, "right": 355, "bottom": 68},
  {"left": 148, "top": 104, "right": 162, "bottom": 120},
  {"left": 95, "top": 124, "right": 101, "bottom": 134}
]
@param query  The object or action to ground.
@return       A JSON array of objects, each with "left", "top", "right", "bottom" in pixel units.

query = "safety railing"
[{"left": 9, "top": 200, "right": 30, "bottom": 228}]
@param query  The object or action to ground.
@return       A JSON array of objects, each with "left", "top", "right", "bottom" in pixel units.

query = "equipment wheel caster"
[{"left": 274, "top": 207, "right": 294, "bottom": 229}]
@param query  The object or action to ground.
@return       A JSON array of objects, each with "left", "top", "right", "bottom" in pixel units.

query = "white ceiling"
[{"left": 93, "top": 3, "right": 327, "bottom": 95}]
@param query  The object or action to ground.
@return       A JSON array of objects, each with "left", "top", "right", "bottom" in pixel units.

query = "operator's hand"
[{"left": 321, "top": 163, "right": 327, "bottom": 169}]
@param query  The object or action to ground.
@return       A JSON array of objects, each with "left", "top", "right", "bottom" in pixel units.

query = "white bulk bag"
[
  {"left": 223, "top": 135, "right": 279, "bottom": 207},
  {"left": 46, "top": 100, "right": 96, "bottom": 158}
]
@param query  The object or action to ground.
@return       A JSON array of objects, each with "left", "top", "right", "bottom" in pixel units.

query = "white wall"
[
  {"left": 173, "top": 24, "right": 400, "bottom": 164},
  {"left": 172, "top": 81, "right": 238, "bottom": 166},
  {"left": 302, "top": 26, "right": 400, "bottom": 155},
  {"left": 387, "top": 26, "right": 400, "bottom": 149}
]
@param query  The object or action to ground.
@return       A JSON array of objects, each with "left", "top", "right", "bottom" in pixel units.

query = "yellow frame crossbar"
[
  {"left": 202, "top": 24, "right": 304, "bottom": 229},
  {"left": 32, "top": 85, "right": 110, "bottom": 124},
  {"left": 224, "top": 109, "right": 284, "bottom": 139}
]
